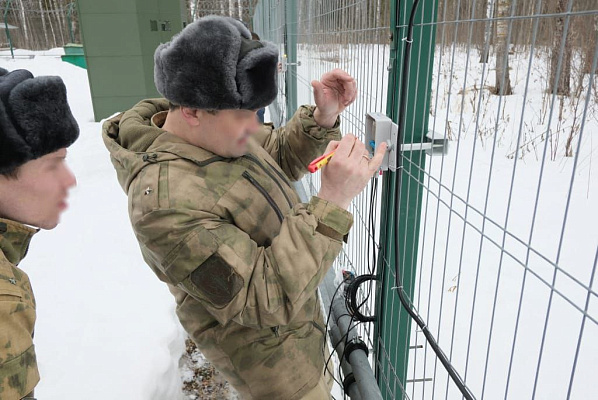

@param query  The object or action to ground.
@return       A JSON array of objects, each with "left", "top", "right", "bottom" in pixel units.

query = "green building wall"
[{"left": 78, "top": 0, "right": 187, "bottom": 121}]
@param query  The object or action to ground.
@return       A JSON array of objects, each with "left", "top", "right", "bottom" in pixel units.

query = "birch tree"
[
  {"left": 494, "top": 0, "right": 512, "bottom": 95},
  {"left": 479, "top": 0, "right": 494, "bottom": 63},
  {"left": 549, "top": 0, "right": 572, "bottom": 96}
]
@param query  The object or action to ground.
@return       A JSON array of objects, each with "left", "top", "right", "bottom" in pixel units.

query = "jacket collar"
[
  {"left": 0, "top": 218, "right": 38, "bottom": 265},
  {"left": 147, "top": 112, "right": 234, "bottom": 166}
]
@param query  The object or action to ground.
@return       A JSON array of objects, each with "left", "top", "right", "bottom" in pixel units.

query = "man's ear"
[{"left": 180, "top": 106, "right": 201, "bottom": 126}]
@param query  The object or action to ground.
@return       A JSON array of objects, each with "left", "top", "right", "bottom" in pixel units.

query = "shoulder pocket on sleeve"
[
  {"left": 0, "top": 261, "right": 22, "bottom": 300},
  {"left": 162, "top": 226, "right": 219, "bottom": 284}
]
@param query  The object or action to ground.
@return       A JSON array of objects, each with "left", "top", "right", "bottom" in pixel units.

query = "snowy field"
[{"left": 1, "top": 49, "right": 188, "bottom": 399}]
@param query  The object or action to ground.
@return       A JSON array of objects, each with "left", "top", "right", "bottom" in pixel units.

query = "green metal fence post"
[
  {"left": 376, "top": 0, "right": 439, "bottom": 397},
  {"left": 284, "top": 0, "right": 298, "bottom": 120}
]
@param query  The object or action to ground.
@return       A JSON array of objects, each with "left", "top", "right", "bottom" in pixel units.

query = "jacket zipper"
[
  {"left": 244, "top": 154, "right": 294, "bottom": 208},
  {"left": 191, "top": 155, "right": 227, "bottom": 167},
  {"left": 242, "top": 171, "right": 284, "bottom": 223},
  {"left": 264, "top": 159, "right": 293, "bottom": 189}
]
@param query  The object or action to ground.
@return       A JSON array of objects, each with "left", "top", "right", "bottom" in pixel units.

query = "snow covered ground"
[{"left": 1, "top": 49, "right": 188, "bottom": 400}]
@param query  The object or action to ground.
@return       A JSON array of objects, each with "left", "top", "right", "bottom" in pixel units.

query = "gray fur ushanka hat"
[
  {"left": 154, "top": 16, "right": 279, "bottom": 110},
  {"left": 0, "top": 67, "right": 79, "bottom": 174}
]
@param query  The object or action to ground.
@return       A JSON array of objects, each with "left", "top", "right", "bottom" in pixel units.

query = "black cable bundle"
[
  {"left": 388, "top": 1, "right": 476, "bottom": 399},
  {"left": 345, "top": 274, "right": 377, "bottom": 323}
]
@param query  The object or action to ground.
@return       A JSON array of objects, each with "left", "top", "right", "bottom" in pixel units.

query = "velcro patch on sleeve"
[{"left": 189, "top": 253, "right": 244, "bottom": 308}]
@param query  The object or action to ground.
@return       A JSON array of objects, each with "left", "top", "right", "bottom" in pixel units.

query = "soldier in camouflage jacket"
[
  {"left": 0, "top": 68, "right": 78, "bottom": 399},
  {"left": 104, "top": 16, "right": 386, "bottom": 399}
]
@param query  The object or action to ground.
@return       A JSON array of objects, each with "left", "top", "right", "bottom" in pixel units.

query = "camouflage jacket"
[
  {"left": 0, "top": 218, "right": 39, "bottom": 400},
  {"left": 103, "top": 99, "right": 353, "bottom": 399}
]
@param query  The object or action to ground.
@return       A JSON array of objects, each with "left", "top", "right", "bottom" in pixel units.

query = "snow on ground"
[{"left": 1, "top": 50, "right": 188, "bottom": 399}]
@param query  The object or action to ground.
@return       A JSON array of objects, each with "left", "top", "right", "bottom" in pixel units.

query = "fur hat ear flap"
[
  {"left": 0, "top": 101, "right": 31, "bottom": 174},
  {"left": 237, "top": 41, "right": 279, "bottom": 110}
]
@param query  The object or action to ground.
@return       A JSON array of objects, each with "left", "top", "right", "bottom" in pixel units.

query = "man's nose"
[{"left": 64, "top": 166, "right": 77, "bottom": 189}]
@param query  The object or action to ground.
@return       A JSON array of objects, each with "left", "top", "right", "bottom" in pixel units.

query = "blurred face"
[
  {"left": 194, "top": 109, "right": 262, "bottom": 158},
  {"left": 0, "top": 148, "right": 77, "bottom": 230}
]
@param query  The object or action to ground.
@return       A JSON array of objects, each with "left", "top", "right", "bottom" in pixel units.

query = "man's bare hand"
[
  {"left": 317, "top": 135, "right": 387, "bottom": 210},
  {"left": 311, "top": 69, "right": 357, "bottom": 128}
]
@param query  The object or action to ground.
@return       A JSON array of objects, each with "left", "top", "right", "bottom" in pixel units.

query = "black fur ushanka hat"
[
  {"left": 154, "top": 16, "right": 279, "bottom": 111},
  {"left": 0, "top": 67, "right": 79, "bottom": 174}
]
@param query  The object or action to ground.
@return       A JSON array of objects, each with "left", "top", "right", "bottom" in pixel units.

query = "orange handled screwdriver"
[{"left": 308, "top": 150, "right": 335, "bottom": 173}]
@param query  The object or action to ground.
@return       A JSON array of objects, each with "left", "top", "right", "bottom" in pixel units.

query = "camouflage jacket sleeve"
[
  {"left": 0, "top": 262, "right": 39, "bottom": 399},
  {"left": 136, "top": 196, "right": 352, "bottom": 329},
  {"left": 252, "top": 105, "right": 341, "bottom": 181}
]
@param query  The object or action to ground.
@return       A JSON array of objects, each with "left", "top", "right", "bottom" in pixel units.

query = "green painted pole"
[
  {"left": 375, "top": 0, "right": 439, "bottom": 397},
  {"left": 3, "top": 0, "right": 14, "bottom": 59}
]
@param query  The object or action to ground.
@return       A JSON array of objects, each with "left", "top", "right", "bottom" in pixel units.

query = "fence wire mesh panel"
[
  {"left": 253, "top": 0, "right": 293, "bottom": 126},
  {"left": 256, "top": 1, "right": 393, "bottom": 398},
  {"left": 397, "top": 0, "right": 598, "bottom": 399},
  {"left": 294, "top": 0, "right": 394, "bottom": 397},
  {"left": 294, "top": 0, "right": 392, "bottom": 355},
  {"left": 190, "top": 0, "right": 256, "bottom": 28}
]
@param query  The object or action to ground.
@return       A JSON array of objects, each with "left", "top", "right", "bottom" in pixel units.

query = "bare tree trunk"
[
  {"left": 184, "top": 0, "right": 192, "bottom": 23},
  {"left": 43, "top": 0, "right": 57, "bottom": 48},
  {"left": 495, "top": 0, "right": 512, "bottom": 95},
  {"left": 582, "top": 15, "right": 597, "bottom": 74},
  {"left": 38, "top": 0, "right": 49, "bottom": 47},
  {"left": 479, "top": 0, "right": 494, "bottom": 63},
  {"left": 53, "top": 0, "right": 65, "bottom": 46},
  {"left": 16, "top": 0, "right": 30, "bottom": 44},
  {"left": 549, "top": 0, "right": 571, "bottom": 96},
  {"left": 72, "top": 4, "right": 80, "bottom": 43}
]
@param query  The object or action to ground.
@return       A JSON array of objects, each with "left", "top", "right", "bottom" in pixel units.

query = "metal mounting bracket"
[{"left": 281, "top": 54, "right": 301, "bottom": 72}]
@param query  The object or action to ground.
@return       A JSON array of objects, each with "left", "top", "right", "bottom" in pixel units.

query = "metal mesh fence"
[
  {"left": 255, "top": 2, "right": 392, "bottom": 396},
  {"left": 190, "top": 0, "right": 256, "bottom": 25},
  {"left": 402, "top": 0, "right": 598, "bottom": 399},
  {"left": 193, "top": 0, "right": 598, "bottom": 398}
]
